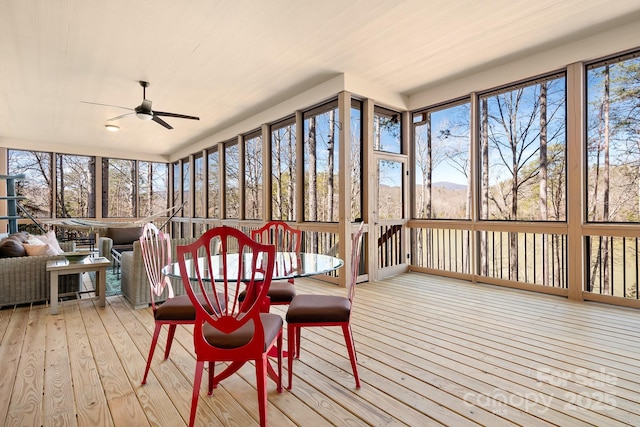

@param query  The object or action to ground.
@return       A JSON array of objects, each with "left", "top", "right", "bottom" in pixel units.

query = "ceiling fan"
[{"left": 82, "top": 81, "right": 199, "bottom": 129}]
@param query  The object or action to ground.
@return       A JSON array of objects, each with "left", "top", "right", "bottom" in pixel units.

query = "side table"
[{"left": 47, "top": 256, "right": 111, "bottom": 315}]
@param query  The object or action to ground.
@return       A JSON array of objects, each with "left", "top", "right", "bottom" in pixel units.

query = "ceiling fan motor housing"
[{"left": 135, "top": 98, "right": 154, "bottom": 120}]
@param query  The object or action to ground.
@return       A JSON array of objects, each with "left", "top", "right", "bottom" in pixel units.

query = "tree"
[
  {"left": 224, "top": 144, "right": 240, "bottom": 219},
  {"left": 327, "top": 110, "right": 336, "bottom": 222},
  {"left": 539, "top": 82, "right": 549, "bottom": 285},
  {"left": 307, "top": 116, "right": 317, "bottom": 221},
  {"left": 8, "top": 150, "right": 53, "bottom": 217},
  {"left": 271, "top": 125, "right": 296, "bottom": 220},
  {"left": 611, "top": 58, "right": 640, "bottom": 219},
  {"left": 586, "top": 57, "right": 640, "bottom": 295},
  {"left": 244, "top": 136, "right": 262, "bottom": 220},
  {"left": 350, "top": 117, "right": 362, "bottom": 221},
  {"left": 56, "top": 154, "right": 95, "bottom": 218},
  {"left": 273, "top": 127, "right": 283, "bottom": 219},
  {"left": 480, "top": 77, "right": 566, "bottom": 280},
  {"left": 481, "top": 98, "right": 489, "bottom": 276},
  {"left": 415, "top": 119, "right": 433, "bottom": 218}
]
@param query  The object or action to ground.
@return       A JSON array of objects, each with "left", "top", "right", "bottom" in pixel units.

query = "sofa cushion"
[
  {"left": 24, "top": 243, "right": 59, "bottom": 256},
  {"left": 8, "top": 231, "right": 29, "bottom": 243},
  {"left": 107, "top": 227, "right": 143, "bottom": 245},
  {"left": 112, "top": 244, "right": 134, "bottom": 253},
  {"left": 33, "top": 230, "right": 64, "bottom": 254},
  {"left": 0, "top": 236, "right": 27, "bottom": 258},
  {"left": 25, "top": 234, "right": 46, "bottom": 247}
]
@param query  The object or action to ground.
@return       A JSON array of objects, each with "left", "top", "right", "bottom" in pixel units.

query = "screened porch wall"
[{"left": 4, "top": 42, "right": 640, "bottom": 309}]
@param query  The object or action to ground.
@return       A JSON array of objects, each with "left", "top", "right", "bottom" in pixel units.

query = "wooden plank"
[
  {"left": 354, "top": 274, "right": 637, "bottom": 426},
  {"left": 129, "top": 301, "right": 311, "bottom": 427},
  {"left": 284, "top": 345, "right": 449, "bottom": 426},
  {"left": 298, "top": 275, "right": 639, "bottom": 426},
  {"left": 89, "top": 303, "right": 175, "bottom": 426},
  {"left": 297, "top": 335, "right": 508, "bottom": 427},
  {"left": 352, "top": 282, "right": 638, "bottom": 396},
  {"left": 0, "top": 308, "right": 14, "bottom": 350},
  {"left": 65, "top": 300, "right": 113, "bottom": 426},
  {"left": 368, "top": 281, "right": 640, "bottom": 412},
  {"left": 0, "top": 307, "right": 28, "bottom": 424},
  {"left": 118, "top": 296, "right": 239, "bottom": 425},
  {"left": 4, "top": 273, "right": 640, "bottom": 426},
  {"left": 81, "top": 298, "right": 149, "bottom": 427},
  {"left": 44, "top": 307, "right": 77, "bottom": 427},
  {"left": 4, "top": 306, "right": 47, "bottom": 426},
  {"left": 369, "top": 275, "right": 640, "bottom": 393},
  {"left": 123, "top": 296, "right": 259, "bottom": 426}
]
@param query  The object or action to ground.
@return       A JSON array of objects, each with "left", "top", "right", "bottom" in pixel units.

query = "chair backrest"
[
  {"left": 139, "top": 223, "right": 174, "bottom": 309},
  {"left": 177, "top": 226, "right": 276, "bottom": 359},
  {"left": 252, "top": 221, "right": 301, "bottom": 281},
  {"left": 251, "top": 221, "right": 301, "bottom": 253},
  {"left": 348, "top": 223, "right": 365, "bottom": 303}
]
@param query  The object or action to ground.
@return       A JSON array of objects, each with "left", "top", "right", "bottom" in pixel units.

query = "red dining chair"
[
  {"left": 140, "top": 223, "right": 221, "bottom": 385},
  {"left": 286, "top": 222, "right": 365, "bottom": 389},
  {"left": 239, "top": 220, "right": 302, "bottom": 306},
  {"left": 177, "top": 226, "right": 283, "bottom": 427}
]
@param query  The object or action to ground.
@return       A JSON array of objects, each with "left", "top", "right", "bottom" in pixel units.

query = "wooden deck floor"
[{"left": 1, "top": 272, "right": 640, "bottom": 426}]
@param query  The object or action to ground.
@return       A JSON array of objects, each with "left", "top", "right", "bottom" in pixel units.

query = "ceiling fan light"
[
  {"left": 104, "top": 124, "right": 119, "bottom": 132},
  {"left": 136, "top": 111, "right": 153, "bottom": 120}
]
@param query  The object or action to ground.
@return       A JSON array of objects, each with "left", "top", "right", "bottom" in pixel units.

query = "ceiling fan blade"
[
  {"left": 153, "top": 110, "right": 200, "bottom": 120},
  {"left": 107, "top": 112, "right": 134, "bottom": 121},
  {"left": 152, "top": 115, "right": 173, "bottom": 130},
  {"left": 81, "top": 101, "right": 133, "bottom": 111}
]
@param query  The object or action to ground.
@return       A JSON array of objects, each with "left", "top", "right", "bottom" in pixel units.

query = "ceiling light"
[
  {"left": 105, "top": 124, "right": 119, "bottom": 132},
  {"left": 136, "top": 111, "right": 153, "bottom": 120}
]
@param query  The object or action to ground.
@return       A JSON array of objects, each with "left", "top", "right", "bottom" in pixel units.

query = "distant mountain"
[{"left": 433, "top": 181, "right": 467, "bottom": 190}]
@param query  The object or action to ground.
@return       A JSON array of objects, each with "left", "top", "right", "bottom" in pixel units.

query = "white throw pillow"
[
  {"left": 34, "top": 231, "right": 64, "bottom": 254},
  {"left": 24, "top": 243, "right": 58, "bottom": 256},
  {"left": 26, "top": 235, "right": 46, "bottom": 246}
]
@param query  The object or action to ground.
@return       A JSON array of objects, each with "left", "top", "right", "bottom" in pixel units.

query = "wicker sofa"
[
  {"left": 0, "top": 240, "right": 79, "bottom": 308},
  {"left": 120, "top": 237, "right": 196, "bottom": 309}
]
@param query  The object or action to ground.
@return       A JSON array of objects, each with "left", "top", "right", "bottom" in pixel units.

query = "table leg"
[
  {"left": 50, "top": 271, "right": 59, "bottom": 315},
  {"left": 96, "top": 267, "right": 106, "bottom": 307}
]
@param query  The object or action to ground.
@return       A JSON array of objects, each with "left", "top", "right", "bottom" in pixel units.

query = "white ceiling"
[{"left": 1, "top": 0, "right": 640, "bottom": 160}]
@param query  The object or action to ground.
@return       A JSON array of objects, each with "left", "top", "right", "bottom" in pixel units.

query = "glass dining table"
[{"left": 162, "top": 251, "right": 344, "bottom": 283}]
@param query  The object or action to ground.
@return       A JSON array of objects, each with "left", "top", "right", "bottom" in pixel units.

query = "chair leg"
[
  {"left": 256, "top": 355, "right": 268, "bottom": 427},
  {"left": 164, "top": 324, "right": 177, "bottom": 359},
  {"left": 277, "top": 331, "right": 283, "bottom": 393},
  {"left": 342, "top": 323, "right": 361, "bottom": 388},
  {"left": 141, "top": 323, "right": 162, "bottom": 384},
  {"left": 189, "top": 361, "right": 205, "bottom": 427},
  {"left": 295, "top": 326, "right": 301, "bottom": 358},
  {"left": 208, "top": 361, "right": 216, "bottom": 395},
  {"left": 287, "top": 324, "right": 296, "bottom": 390}
]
